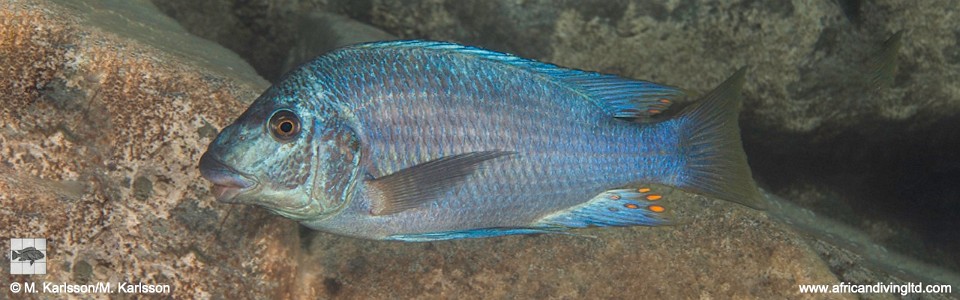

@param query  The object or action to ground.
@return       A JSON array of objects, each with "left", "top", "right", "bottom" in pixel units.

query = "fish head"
[{"left": 199, "top": 82, "right": 361, "bottom": 221}]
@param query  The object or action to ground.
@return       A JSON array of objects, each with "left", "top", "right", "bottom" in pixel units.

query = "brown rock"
[
  {"left": 1, "top": 0, "right": 296, "bottom": 298},
  {"left": 296, "top": 194, "right": 846, "bottom": 299}
]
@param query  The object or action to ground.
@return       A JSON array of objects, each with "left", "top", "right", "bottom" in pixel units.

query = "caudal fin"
[
  {"left": 865, "top": 31, "right": 902, "bottom": 90},
  {"left": 675, "top": 68, "right": 765, "bottom": 209}
]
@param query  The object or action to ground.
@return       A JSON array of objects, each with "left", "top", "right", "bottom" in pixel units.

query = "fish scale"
[
  {"left": 309, "top": 48, "right": 682, "bottom": 232},
  {"left": 199, "top": 40, "right": 763, "bottom": 241}
]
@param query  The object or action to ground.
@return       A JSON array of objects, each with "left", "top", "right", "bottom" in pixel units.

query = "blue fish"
[{"left": 199, "top": 40, "right": 763, "bottom": 241}]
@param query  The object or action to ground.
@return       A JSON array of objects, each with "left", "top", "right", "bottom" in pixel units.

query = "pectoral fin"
[{"left": 367, "top": 150, "right": 515, "bottom": 215}]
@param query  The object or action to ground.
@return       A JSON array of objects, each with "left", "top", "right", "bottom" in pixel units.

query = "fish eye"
[{"left": 268, "top": 109, "right": 301, "bottom": 142}]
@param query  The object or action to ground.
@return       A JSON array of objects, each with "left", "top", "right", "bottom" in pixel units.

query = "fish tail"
[
  {"left": 674, "top": 68, "right": 765, "bottom": 209},
  {"left": 12, "top": 250, "right": 20, "bottom": 260},
  {"left": 865, "top": 31, "right": 902, "bottom": 90}
]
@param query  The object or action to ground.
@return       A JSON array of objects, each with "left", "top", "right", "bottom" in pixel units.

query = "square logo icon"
[{"left": 10, "top": 238, "right": 46, "bottom": 275}]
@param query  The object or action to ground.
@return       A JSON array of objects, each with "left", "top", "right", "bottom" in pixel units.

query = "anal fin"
[{"left": 533, "top": 185, "right": 676, "bottom": 228}]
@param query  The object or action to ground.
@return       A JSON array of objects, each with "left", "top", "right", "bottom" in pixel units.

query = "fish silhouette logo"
[
  {"left": 12, "top": 247, "right": 44, "bottom": 265},
  {"left": 9, "top": 238, "right": 46, "bottom": 275}
]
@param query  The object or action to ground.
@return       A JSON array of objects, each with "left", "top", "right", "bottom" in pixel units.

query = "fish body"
[
  {"left": 12, "top": 247, "right": 44, "bottom": 265},
  {"left": 199, "top": 40, "right": 762, "bottom": 241}
]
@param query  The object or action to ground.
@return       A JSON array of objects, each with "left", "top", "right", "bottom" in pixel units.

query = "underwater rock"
[
  {"left": 153, "top": 0, "right": 960, "bottom": 278},
  {"left": 279, "top": 12, "right": 397, "bottom": 76},
  {"left": 152, "top": 1, "right": 398, "bottom": 81},
  {"left": 293, "top": 195, "right": 845, "bottom": 299},
  {"left": 1, "top": 0, "right": 296, "bottom": 298}
]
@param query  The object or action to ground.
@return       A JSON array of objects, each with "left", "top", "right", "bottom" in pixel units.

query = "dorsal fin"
[{"left": 350, "top": 40, "right": 685, "bottom": 120}]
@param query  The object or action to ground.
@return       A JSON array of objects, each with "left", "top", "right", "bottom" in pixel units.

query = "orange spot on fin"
[
  {"left": 532, "top": 188, "right": 673, "bottom": 228},
  {"left": 646, "top": 194, "right": 662, "bottom": 201}
]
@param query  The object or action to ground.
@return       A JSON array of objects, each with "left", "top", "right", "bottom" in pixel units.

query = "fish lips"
[{"left": 199, "top": 153, "right": 258, "bottom": 203}]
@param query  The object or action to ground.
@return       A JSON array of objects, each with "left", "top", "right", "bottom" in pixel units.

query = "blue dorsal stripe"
[{"left": 350, "top": 40, "right": 684, "bottom": 119}]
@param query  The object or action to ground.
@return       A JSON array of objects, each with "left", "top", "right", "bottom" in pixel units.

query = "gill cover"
[{"left": 310, "top": 120, "right": 363, "bottom": 218}]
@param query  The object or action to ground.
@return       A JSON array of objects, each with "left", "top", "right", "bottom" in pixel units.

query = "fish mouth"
[{"left": 199, "top": 153, "right": 257, "bottom": 203}]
